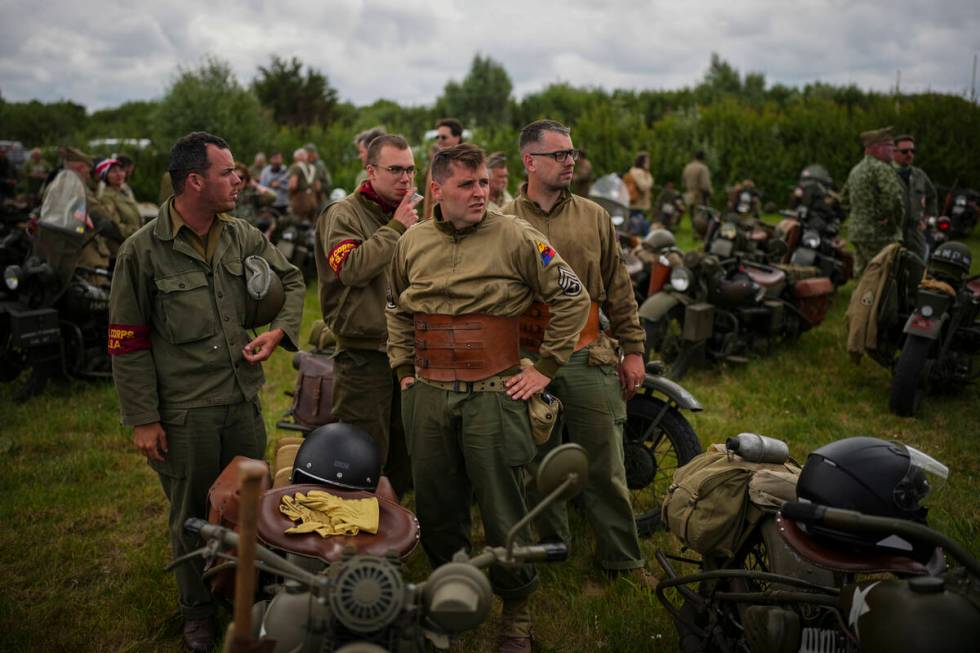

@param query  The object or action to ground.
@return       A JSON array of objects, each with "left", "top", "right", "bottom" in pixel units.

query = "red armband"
[
  {"left": 108, "top": 324, "right": 151, "bottom": 356},
  {"left": 328, "top": 239, "right": 361, "bottom": 273}
]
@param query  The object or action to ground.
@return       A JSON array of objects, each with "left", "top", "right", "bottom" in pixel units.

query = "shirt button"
[
  {"left": 217, "top": 291, "right": 223, "bottom": 298},
  {"left": 224, "top": 316, "right": 230, "bottom": 322},
  {"left": 179, "top": 283, "right": 185, "bottom": 288}
]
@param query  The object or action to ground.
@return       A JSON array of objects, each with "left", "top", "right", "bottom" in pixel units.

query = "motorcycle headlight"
[
  {"left": 4, "top": 265, "right": 21, "bottom": 291},
  {"left": 670, "top": 267, "right": 692, "bottom": 292},
  {"left": 720, "top": 223, "right": 738, "bottom": 240},
  {"left": 802, "top": 230, "right": 821, "bottom": 249}
]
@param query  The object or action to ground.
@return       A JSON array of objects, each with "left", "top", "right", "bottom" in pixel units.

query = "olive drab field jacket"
[
  {"left": 316, "top": 190, "right": 407, "bottom": 351},
  {"left": 385, "top": 208, "right": 590, "bottom": 380},
  {"left": 845, "top": 243, "right": 904, "bottom": 363},
  {"left": 503, "top": 189, "right": 646, "bottom": 357},
  {"left": 109, "top": 200, "right": 305, "bottom": 427}
]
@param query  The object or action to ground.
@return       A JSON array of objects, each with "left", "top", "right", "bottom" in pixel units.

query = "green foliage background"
[{"left": 2, "top": 53, "right": 978, "bottom": 205}]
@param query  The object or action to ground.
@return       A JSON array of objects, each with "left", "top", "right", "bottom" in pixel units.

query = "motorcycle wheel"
[
  {"left": 890, "top": 334, "right": 933, "bottom": 417},
  {"left": 624, "top": 395, "right": 700, "bottom": 536}
]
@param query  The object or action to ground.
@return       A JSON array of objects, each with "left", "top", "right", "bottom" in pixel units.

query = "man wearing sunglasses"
[
  {"left": 315, "top": 134, "right": 421, "bottom": 494},
  {"left": 422, "top": 117, "right": 465, "bottom": 219},
  {"left": 503, "top": 120, "right": 655, "bottom": 589},
  {"left": 842, "top": 127, "right": 906, "bottom": 276},
  {"left": 892, "top": 134, "right": 937, "bottom": 259}
]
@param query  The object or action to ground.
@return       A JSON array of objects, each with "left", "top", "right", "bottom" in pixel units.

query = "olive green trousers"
[
  {"left": 402, "top": 381, "right": 539, "bottom": 600},
  {"left": 527, "top": 349, "right": 644, "bottom": 571},
  {"left": 331, "top": 348, "right": 412, "bottom": 494},
  {"left": 151, "top": 399, "right": 267, "bottom": 620}
]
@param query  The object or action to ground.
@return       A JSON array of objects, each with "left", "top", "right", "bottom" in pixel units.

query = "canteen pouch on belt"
[
  {"left": 289, "top": 351, "right": 337, "bottom": 429},
  {"left": 662, "top": 444, "right": 800, "bottom": 557},
  {"left": 528, "top": 392, "right": 561, "bottom": 445}
]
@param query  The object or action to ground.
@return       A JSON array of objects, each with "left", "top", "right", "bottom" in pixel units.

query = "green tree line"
[{"left": 2, "top": 53, "right": 978, "bottom": 205}]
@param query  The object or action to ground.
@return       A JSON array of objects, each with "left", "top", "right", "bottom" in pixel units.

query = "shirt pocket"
[
  {"left": 154, "top": 270, "right": 216, "bottom": 344},
  {"left": 221, "top": 258, "right": 248, "bottom": 325}
]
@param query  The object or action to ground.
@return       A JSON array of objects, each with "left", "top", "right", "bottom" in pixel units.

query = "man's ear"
[
  {"left": 186, "top": 171, "right": 205, "bottom": 193},
  {"left": 431, "top": 179, "right": 442, "bottom": 202}
]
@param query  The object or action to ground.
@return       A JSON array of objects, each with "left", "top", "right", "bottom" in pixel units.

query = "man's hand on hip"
[
  {"left": 400, "top": 375, "right": 416, "bottom": 391},
  {"left": 243, "top": 328, "right": 284, "bottom": 363},
  {"left": 134, "top": 422, "right": 168, "bottom": 462},
  {"left": 505, "top": 366, "right": 550, "bottom": 401}
]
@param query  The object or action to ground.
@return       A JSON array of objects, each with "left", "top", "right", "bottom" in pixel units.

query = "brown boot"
[
  {"left": 498, "top": 597, "right": 533, "bottom": 653},
  {"left": 182, "top": 617, "right": 216, "bottom": 652}
]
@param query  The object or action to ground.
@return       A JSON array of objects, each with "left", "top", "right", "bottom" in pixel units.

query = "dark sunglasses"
[{"left": 897, "top": 148, "right": 915, "bottom": 154}]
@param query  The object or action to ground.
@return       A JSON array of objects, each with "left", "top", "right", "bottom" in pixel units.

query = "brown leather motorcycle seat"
[
  {"left": 256, "top": 483, "right": 420, "bottom": 562},
  {"left": 744, "top": 265, "right": 786, "bottom": 289},
  {"left": 792, "top": 277, "right": 833, "bottom": 299},
  {"left": 776, "top": 515, "right": 929, "bottom": 576}
]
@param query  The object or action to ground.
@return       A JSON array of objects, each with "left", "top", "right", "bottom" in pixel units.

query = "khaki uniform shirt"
[
  {"left": 386, "top": 208, "right": 591, "bottom": 379},
  {"left": 628, "top": 167, "right": 654, "bottom": 210},
  {"left": 502, "top": 189, "right": 646, "bottom": 356},
  {"left": 682, "top": 160, "right": 713, "bottom": 205},
  {"left": 109, "top": 200, "right": 305, "bottom": 427},
  {"left": 100, "top": 185, "right": 143, "bottom": 242},
  {"left": 487, "top": 188, "right": 514, "bottom": 213},
  {"left": 316, "top": 190, "right": 407, "bottom": 350}
]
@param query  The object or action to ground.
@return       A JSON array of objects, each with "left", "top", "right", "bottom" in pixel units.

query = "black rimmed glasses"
[
  {"left": 897, "top": 148, "right": 916, "bottom": 155},
  {"left": 373, "top": 164, "right": 416, "bottom": 177},
  {"left": 528, "top": 149, "right": 580, "bottom": 163}
]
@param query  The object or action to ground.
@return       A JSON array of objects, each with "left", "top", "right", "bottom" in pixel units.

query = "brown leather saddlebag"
[
  {"left": 289, "top": 351, "right": 337, "bottom": 428},
  {"left": 793, "top": 277, "right": 834, "bottom": 326}
]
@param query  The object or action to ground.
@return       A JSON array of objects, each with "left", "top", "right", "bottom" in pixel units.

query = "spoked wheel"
[
  {"left": 890, "top": 334, "right": 933, "bottom": 417},
  {"left": 623, "top": 394, "right": 700, "bottom": 536}
]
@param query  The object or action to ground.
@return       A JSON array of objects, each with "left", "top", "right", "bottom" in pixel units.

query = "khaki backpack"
[{"left": 662, "top": 444, "right": 800, "bottom": 558}]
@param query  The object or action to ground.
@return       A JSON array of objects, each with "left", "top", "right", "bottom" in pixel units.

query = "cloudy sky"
[{"left": 1, "top": 0, "right": 978, "bottom": 111}]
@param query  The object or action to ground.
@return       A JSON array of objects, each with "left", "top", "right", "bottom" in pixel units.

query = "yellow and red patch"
[
  {"left": 536, "top": 241, "right": 556, "bottom": 266},
  {"left": 328, "top": 239, "right": 361, "bottom": 273},
  {"left": 107, "top": 324, "right": 151, "bottom": 356}
]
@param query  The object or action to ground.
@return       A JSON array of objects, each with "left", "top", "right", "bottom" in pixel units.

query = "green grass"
[{"left": 1, "top": 220, "right": 978, "bottom": 652}]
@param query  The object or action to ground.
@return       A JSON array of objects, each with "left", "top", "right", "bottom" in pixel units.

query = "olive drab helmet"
[
  {"left": 292, "top": 423, "right": 382, "bottom": 491},
  {"left": 928, "top": 242, "right": 973, "bottom": 282},
  {"left": 796, "top": 437, "right": 949, "bottom": 560},
  {"left": 642, "top": 228, "right": 676, "bottom": 252},
  {"left": 799, "top": 164, "right": 832, "bottom": 187},
  {"left": 243, "top": 255, "right": 285, "bottom": 329}
]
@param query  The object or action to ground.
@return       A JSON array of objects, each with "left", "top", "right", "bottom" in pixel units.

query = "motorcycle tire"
[
  {"left": 623, "top": 395, "right": 700, "bottom": 536},
  {"left": 890, "top": 334, "right": 933, "bottom": 417}
]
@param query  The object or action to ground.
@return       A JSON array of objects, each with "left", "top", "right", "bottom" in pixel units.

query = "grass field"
[{"left": 1, "top": 219, "right": 978, "bottom": 653}]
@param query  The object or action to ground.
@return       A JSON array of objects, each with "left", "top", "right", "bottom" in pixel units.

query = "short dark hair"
[
  {"left": 694, "top": 149, "right": 706, "bottom": 161},
  {"left": 487, "top": 151, "right": 507, "bottom": 170},
  {"left": 169, "top": 132, "right": 230, "bottom": 195},
  {"left": 366, "top": 134, "right": 410, "bottom": 165},
  {"left": 431, "top": 144, "right": 486, "bottom": 183},
  {"left": 634, "top": 151, "right": 649, "bottom": 168},
  {"left": 519, "top": 119, "right": 570, "bottom": 151},
  {"left": 356, "top": 126, "right": 387, "bottom": 147},
  {"left": 116, "top": 154, "right": 134, "bottom": 168},
  {"left": 894, "top": 134, "right": 915, "bottom": 145},
  {"left": 436, "top": 118, "right": 464, "bottom": 139}
]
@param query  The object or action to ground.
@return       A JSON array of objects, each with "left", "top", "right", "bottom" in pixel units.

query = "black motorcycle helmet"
[
  {"left": 796, "top": 437, "right": 948, "bottom": 560},
  {"left": 928, "top": 242, "right": 972, "bottom": 283},
  {"left": 799, "top": 164, "right": 832, "bottom": 187},
  {"left": 292, "top": 423, "right": 381, "bottom": 491}
]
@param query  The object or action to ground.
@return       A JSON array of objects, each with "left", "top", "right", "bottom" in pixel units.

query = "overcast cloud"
[{"left": 1, "top": 0, "right": 978, "bottom": 111}]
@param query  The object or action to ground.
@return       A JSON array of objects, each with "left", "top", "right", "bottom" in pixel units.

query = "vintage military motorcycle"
[
  {"left": 174, "top": 443, "right": 590, "bottom": 652},
  {"left": 655, "top": 435, "right": 979, "bottom": 653},
  {"left": 888, "top": 241, "right": 980, "bottom": 417},
  {"left": 1, "top": 173, "right": 111, "bottom": 396},
  {"left": 701, "top": 205, "right": 787, "bottom": 266},
  {"left": 638, "top": 229, "right": 834, "bottom": 379},
  {"left": 942, "top": 187, "right": 979, "bottom": 238},
  {"left": 274, "top": 216, "right": 317, "bottom": 283}
]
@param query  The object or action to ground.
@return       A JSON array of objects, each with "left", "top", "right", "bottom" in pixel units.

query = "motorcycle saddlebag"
[
  {"left": 289, "top": 351, "right": 337, "bottom": 429},
  {"left": 662, "top": 444, "right": 800, "bottom": 558},
  {"left": 793, "top": 277, "right": 833, "bottom": 326}
]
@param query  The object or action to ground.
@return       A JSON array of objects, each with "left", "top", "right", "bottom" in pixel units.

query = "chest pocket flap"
[{"left": 154, "top": 270, "right": 216, "bottom": 344}]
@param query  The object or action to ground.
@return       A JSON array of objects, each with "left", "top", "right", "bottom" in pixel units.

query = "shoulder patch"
[
  {"left": 557, "top": 265, "right": 583, "bottom": 296},
  {"left": 536, "top": 240, "right": 556, "bottom": 266},
  {"left": 328, "top": 239, "right": 361, "bottom": 274},
  {"left": 108, "top": 324, "right": 151, "bottom": 356}
]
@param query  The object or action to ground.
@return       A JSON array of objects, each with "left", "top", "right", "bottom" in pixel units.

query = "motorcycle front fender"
[
  {"left": 641, "top": 373, "right": 703, "bottom": 412},
  {"left": 638, "top": 291, "right": 686, "bottom": 323}
]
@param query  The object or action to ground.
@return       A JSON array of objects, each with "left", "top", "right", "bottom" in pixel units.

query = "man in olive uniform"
[
  {"left": 421, "top": 117, "right": 464, "bottom": 219},
  {"left": 109, "top": 132, "right": 304, "bottom": 652},
  {"left": 502, "top": 120, "right": 653, "bottom": 586},
  {"left": 892, "top": 134, "right": 938, "bottom": 260},
  {"left": 304, "top": 142, "right": 332, "bottom": 208},
  {"left": 387, "top": 144, "right": 590, "bottom": 653},
  {"left": 315, "top": 134, "right": 420, "bottom": 494},
  {"left": 682, "top": 149, "right": 713, "bottom": 235},
  {"left": 841, "top": 127, "right": 906, "bottom": 276}
]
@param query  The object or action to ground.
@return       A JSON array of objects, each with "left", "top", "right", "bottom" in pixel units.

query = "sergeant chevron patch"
[{"left": 558, "top": 265, "right": 583, "bottom": 296}]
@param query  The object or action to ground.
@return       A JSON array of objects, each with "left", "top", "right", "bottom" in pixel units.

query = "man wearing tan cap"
[{"left": 841, "top": 127, "right": 906, "bottom": 275}]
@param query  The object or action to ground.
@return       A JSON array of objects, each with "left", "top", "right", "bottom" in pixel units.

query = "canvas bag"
[
  {"left": 289, "top": 351, "right": 337, "bottom": 428},
  {"left": 662, "top": 444, "right": 800, "bottom": 557}
]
